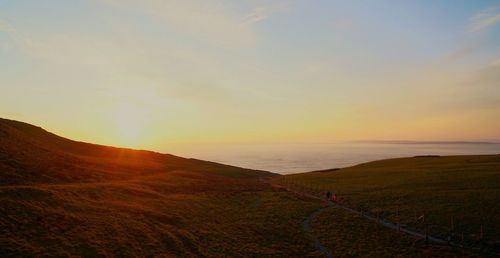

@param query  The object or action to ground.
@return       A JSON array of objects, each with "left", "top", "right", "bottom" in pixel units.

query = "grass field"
[
  {"left": 0, "top": 173, "right": 327, "bottom": 257},
  {"left": 309, "top": 207, "right": 471, "bottom": 257},
  {"left": 0, "top": 118, "right": 328, "bottom": 257},
  {"left": 2, "top": 118, "right": 498, "bottom": 257},
  {"left": 282, "top": 155, "right": 500, "bottom": 255}
]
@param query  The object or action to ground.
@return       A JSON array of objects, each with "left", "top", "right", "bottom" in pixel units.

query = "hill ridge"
[{"left": 0, "top": 118, "right": 273, "bottom": 186}]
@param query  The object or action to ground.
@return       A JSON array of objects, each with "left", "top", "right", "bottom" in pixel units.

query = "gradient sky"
[{"left": 1, "top": 0, "right": 500, "bottom": 150}]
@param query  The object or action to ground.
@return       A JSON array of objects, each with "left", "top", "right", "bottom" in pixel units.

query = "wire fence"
[{"left": 276, "top": 177, "right": 499, "bottom": 256}]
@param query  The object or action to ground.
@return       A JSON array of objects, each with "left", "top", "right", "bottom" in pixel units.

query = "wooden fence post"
[
  {"left": 397, "top": 205, "right": 400, "bottom": 232},
  {"left": 480, "top": 225, "right": 484, "bottom": 250},
  {"left": 461, "top": 231, "right": 464, "bottom": 249},
  {"left": 425, "top": 223, "right": 428, "bottom": 245}
]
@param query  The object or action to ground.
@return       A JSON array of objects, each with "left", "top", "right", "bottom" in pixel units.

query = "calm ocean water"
[{"left": 170, "top": 143, "right": 500, "bottom": 175}]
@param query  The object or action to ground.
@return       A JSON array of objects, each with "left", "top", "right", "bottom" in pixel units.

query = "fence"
[{"left": 276, "top": 177, "right": 498, "bottom": 256}]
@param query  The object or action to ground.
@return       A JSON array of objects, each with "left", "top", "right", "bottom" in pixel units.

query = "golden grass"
[
  {"left": 2, "top": 118, "right": 498, "bottom": 256},
  {"left": 283, "top": 155, "right": 500, "bottom": 255},
  {"left": 0, "top": 173, "right": 327, "bottom": 257},
  {"left": 309, "top": 207, "right": 472, "bottom": 257},
  {"left": 1, "top": 118, "right": 326, "bottom": 257}
]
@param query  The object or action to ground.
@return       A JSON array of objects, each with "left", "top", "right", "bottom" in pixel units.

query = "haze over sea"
[{"left": 171, "top": 142, "right": 500, "bottom": 175}]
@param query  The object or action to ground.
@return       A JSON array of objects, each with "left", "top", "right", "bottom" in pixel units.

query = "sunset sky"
[{"left": 1, "top": 0, "right": 500, "bottom": 150}]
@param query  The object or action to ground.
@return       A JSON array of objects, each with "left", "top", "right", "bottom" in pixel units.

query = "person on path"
[
  {"left": 326, "top": 191, "right": 331, "bottom": 200},
  {"left": 331, "top": 193, "right": 337, "bottom": 203}
]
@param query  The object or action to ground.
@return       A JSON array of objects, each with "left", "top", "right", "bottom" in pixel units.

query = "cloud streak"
[
  {"left": 241, "top": 1, "right": 293, "bottom": 25},
  {"left": 467, "top": 5, "right": 500, "bottom": 33},
  {"left": 97, "top": 0, "right": 295, "bottom": 47},
  {"left": 98, "top": 0, "right": 257, "bottom": 47},
  {"left": 0, "top": 20, "right": 15, "bottom": 33}
]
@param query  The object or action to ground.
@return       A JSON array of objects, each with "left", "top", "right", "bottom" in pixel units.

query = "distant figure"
[
  {"left": 326, "top": 191, "right": 331, "bottom": 200},
  {"left": 331, "top": 193, "right": 337, "bottom": 203}
]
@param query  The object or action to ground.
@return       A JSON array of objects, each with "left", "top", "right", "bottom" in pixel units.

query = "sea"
[{"left": 169, "top": 142, "right": 500, "bottom": 175}]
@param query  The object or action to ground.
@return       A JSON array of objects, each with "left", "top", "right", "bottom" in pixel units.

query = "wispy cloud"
[
  {"left": 241, "top": 1, "right": 293, "bottom": 25},
  {"left": 0, "top": 20, "right": 15, "bottom": 33},
  {"left": 467, "top": 5, "right": 500, "bottom": 33},
  {"left": 489, "top": 57, "right": 500, "bottom": 67},
  {"left": 98, "top": 0, "right": 256, "bottom": 47},
  {"left": 96, "top": 0, "right": 295, "bottom": 46}
]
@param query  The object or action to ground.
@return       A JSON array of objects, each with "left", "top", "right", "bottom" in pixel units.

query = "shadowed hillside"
[
  {"left": 0, "top": 118, "right": 327, "bottom": 257},
  {"left": 0, "top": 118, "right": 272, "bottom": 185},
  {"left": 0, "top": 118, "right": 492, "bottom": 257},
  {"left": 283, "top": 155, "right": 500, "bottom": 255}
]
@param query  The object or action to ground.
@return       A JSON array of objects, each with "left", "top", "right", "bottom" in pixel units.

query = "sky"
[{"left": 1, "top": 0, "right": 500, "bottom": 151}]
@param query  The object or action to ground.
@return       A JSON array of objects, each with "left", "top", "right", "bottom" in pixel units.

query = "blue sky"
[{"left": 1, "top": 0, "right": 499, "bottom": 149}]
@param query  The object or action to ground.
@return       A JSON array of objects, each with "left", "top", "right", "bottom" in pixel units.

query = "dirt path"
[
  {"left": 303, "top": 206, "right": 334, "bottom": 258},
  {"left": 334, "top": 203, "right": 447, "bottom": 244},
  {"left": 265, "top": 178, "right": 335, "bottom": 257},
  {"left": 268, "top": 180, "right": 456, "bottom": 257}
]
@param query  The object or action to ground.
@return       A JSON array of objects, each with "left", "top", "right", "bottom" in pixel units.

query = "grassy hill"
[
  {"left": 1, "top": 118, "right": 495, "bottom": 257},
  {"left": 0, "top": 118, "right": 272, "bottom": 185},
  {"left": 282, "top": 155, "right": 500, "bottom": 255},
  {"left": 0, "top": 118, "right": 328, "bottom": 257}
]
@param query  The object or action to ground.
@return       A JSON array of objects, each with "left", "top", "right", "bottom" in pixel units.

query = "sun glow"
[{"left": 113, "top": 104, "right": 150, "bottom": 148}]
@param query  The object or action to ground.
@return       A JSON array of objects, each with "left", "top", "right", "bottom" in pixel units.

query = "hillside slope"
[
  {"left": 284, "top": 155, "right": 500, "bottom": 254},
  {"left": 2, "top": 118, "right": 329, "bottom": 257},
  {"left": 0, "top": 118, "right": 272, "bottom": 185},
  {"left": 0, "top": 118, "right": 491, "bottom": 257}
]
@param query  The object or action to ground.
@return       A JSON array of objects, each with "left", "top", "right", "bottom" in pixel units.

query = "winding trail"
[
  {"left": 265, "top": 179, "right": 456, "bottom": 258},
  {"left": 265, "top": 177, "right": 336, "bottom": 258},
  {"left": 335, "top": 203, "right": 446, "bottom": 244},
  {"left": 303, "top": 206, "right": 334, "bottom": 258},
  {"left": 282, "top": 184, "right": 448, "bottom": 245}
]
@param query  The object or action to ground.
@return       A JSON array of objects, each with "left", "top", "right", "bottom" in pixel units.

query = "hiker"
[
  {"left": 326, "top": 191, "right": 331, "bottom": 200},
  {"left": 331, "top": 193, "right": 337, "bottom": 203}
]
